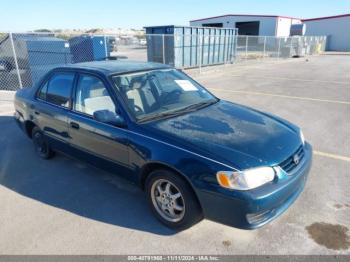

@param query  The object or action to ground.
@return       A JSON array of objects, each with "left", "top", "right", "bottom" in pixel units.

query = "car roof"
[{"left": 56, "top": 60, "right": 172, "bottom": 75}]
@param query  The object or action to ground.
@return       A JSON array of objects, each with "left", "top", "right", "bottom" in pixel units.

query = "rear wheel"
[
  {"left": 145, "top": 169, "right": 203, "bottom": 230},
  {"left": 32, "top": 127, "right": 54, "bottom": 159}
]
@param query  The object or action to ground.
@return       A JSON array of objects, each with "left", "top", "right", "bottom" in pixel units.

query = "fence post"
[
  {"left": 9, "top": 33, "right": 23, "bottom": 89},
  {"left": 223, "top": 34, "right": 227, "bottom": 65},
  {"left": 162, "top": 34, "right": 165, "bottom": 64},
  {"left": 289, "top": 37, "right": 293, "bottom": 58},
  {"left": 199, "top": 33, "right": 202, "bottom": 73},
  {"left": 245, "top": 36, "right": 248, "bottom": 60},
  {"left": 277, "top": 37, "right": 281, "bottom": 58},
  {"left": 263, "top": 36, "right": 267, "bottom": 58},
  {"left": 234, "top": 33, "right": 238, "bottom": 63},
  {"left": 104, "top": 35, "right": 108, "bottom": 59}
]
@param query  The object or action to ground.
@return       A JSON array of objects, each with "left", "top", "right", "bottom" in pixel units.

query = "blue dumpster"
[
  {"left": 0, "top": 34, "right": 72, "bottom": 89},
  {"left": 144, "top": 25, "right": 237, "bottom": 68},
  {"left": 69, "top": 35, "right": 112, "bottom": 63},
  {"left": 18, "top": 35, "right": 72, "bottom": 85}
]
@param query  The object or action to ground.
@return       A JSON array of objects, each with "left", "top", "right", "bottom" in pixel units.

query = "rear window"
[{"left": 38, "top": 73, "right": 75, "bottom": 107}]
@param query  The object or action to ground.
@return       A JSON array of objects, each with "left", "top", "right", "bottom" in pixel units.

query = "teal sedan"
[{"left": 14, "top": 61, "right": 312, "bottom": 230}]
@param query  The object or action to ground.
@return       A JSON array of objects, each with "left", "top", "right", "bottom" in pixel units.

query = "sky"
[{"left": 1, "top": 0, "right": 350, "bottom": 31}]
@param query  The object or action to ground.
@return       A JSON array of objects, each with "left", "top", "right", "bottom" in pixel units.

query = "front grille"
[{"left": 279, "top": 145, "right": 305, "bottom": 174}]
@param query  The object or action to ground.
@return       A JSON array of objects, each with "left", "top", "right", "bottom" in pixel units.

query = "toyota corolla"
[{"left": 14, "top": 61, "right": 312, "bottom": 230}]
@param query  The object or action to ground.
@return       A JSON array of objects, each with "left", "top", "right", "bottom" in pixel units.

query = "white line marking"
[
  {"left": 209, "top": 89, "right": 350, "bottom": 105},
  {"left": 314, "top": 151, "right": 350, "bottom": 162},
  {"left": 192, "top": 61, "right": 298, "bottom": 79},
  {"left": 228, "top": 75, "right": 350, "bottom": 86}
]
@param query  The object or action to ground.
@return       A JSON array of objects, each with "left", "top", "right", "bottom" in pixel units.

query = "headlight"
[
  {"left": 300, "top": 130, "right": 305, "bottom": 145},
  {"left": 216, "top": 167, "right": 275, "bottom": 191}
]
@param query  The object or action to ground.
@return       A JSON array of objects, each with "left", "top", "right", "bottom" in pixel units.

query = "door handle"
[{"left": 70, "top": 122, "right": 80, "bottom": 129}]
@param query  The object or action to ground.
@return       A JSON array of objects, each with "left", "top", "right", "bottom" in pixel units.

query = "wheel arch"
[
  {"left": 139, "top": 161, "right": 202, "bottom": 209},
  {"left": 24, "top": 120, "right": 36, "bottom": 138}
]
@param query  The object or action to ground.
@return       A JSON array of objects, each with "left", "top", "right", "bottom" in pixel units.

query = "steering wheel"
[{"left": 162, "top": 89, "right": 182, "bottom": 104}]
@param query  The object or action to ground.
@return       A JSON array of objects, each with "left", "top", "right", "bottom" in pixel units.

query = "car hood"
[{"left": 142, "top": 101, "right": 302, "bottom": 169}]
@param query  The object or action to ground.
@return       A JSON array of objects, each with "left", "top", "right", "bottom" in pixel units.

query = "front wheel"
[
  {"left": 32, "top": 126, "right": 54, "bottom": 159},
  {"left": 145, "top": 169, "right": 203, "bottom": 230}
]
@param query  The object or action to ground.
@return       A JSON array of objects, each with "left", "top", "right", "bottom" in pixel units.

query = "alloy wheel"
[{"left": 150, "top": 179, "right": 185, "bottom": 222}]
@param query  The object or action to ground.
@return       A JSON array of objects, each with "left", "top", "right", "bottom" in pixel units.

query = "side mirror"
[{"left": 93, "top": 110, "right": 126, "bottom": 127}]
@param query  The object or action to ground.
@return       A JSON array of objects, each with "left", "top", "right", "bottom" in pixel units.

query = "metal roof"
[
  {"left": 58, "top": 60, "right": 171, "bottom": 75},
  {"left": 190, "top": 13, "right": 350, "bottom": 23},
  {"left": 302, "top": 13, "right": 350, "bottom": 22},
  {"left": 190, "top": 14, "right": 301, "bottom": 22}
]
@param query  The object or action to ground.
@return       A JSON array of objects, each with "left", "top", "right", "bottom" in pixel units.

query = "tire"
[
  {"left": 145, "top": 169, "right": 203, "bottom": 230},
  {"left": 31, "top": 126, "right": 55, "bottom": 159}
]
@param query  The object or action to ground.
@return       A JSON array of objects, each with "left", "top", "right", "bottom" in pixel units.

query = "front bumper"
[{"left": 196, "top": 143, "right": 312, "bottom": 229}]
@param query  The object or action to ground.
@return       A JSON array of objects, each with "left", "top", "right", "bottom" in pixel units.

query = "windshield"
[{"left": 112, "top": 69, "right": 217, "bottom": 122}]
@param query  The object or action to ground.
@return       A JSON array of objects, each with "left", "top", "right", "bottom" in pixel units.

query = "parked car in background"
[
  {"left": 139, "top": 38, "right": 147, "bottom": 46},
  {"left": 14, "top": 60, "right": 312, "bottom": 230}
]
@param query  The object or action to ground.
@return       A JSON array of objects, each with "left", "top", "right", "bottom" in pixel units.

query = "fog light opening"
[{"left": 246, "top": 210, "right": 273, "bottom": 225}]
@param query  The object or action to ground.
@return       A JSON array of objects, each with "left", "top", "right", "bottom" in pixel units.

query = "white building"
[
  {"left": 190, "top": 14, "right": 302, "bottom": 37},
  {"left": 190, "top": 13, "right": 350, "bottom": 51},
  {"left": 303, "top": 14, "right": 350, "bottom": 51}
]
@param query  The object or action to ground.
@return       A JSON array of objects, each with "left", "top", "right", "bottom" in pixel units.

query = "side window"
[
  {"left": 37, "top": 82, "right": 48, "bottom": 100},
  {"left": 74, "top": 75, "right": 116, "bottom": 116},
  {"left": 45, "top": 73, "right": 75, "bottom": 107}
]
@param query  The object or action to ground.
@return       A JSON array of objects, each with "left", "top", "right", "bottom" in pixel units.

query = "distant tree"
[
  {"left": 34, "top": 29, "right": 52, "bottom": 33},
  {"left": 0, "top": 32, "right": 6, "bottom": 41},
  {"left": 85, "top": 28, "right": 103, "bottom": 34},
  {"left": 55, "top": 34, "right": 71, "bottom": 40},
  {"left": 134, "top": 35, "right": 145, "bottom": 40}
]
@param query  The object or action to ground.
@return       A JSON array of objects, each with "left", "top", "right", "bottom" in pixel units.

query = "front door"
[{"left": 67, "top": 73, "right": 131, "bottom": 177}]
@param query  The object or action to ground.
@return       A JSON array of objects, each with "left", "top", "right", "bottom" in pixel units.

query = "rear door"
[
  {"left": 34, "top": 72, "right": 75, "bottom": 148},
  {"left": 67, "top": 73, "right": 131, "bottom": 176}
]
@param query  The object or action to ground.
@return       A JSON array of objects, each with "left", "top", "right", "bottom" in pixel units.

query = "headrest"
[{"left": 129, "top": 75, "right": 146, "bottom": 90}]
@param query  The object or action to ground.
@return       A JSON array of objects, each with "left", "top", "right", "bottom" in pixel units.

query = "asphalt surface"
[
  {"left": 0, "top": 54, "right": 349, "bottom": 255},
  {"left": 112, "top": 45, "right": 147, "bottom": 61}
]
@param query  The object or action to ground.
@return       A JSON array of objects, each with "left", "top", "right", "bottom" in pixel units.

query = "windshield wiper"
[
  {"left": 138, "top": 99, "right": 218, "bottom": 123},
  {"left": 179, "top": 99, "right": 218, "bottom": 112},
  {"left": 138, "top": 109, "right": 186, "bottom": 123}
]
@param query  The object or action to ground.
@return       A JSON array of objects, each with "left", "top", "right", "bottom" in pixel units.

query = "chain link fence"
[
  {"left": 145, "top": 33, "right": 237, "bottom": 68},
  {"left": 0, "top": 32, "right": 326, "bottom": 91},
  {"left": 236, "top": 35, "right": 327, "bottom": 61}
]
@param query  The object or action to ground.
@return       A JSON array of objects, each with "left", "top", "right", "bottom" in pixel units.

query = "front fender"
[{"left": 127, "top": 129, "right": 234, "bottom": 190}]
